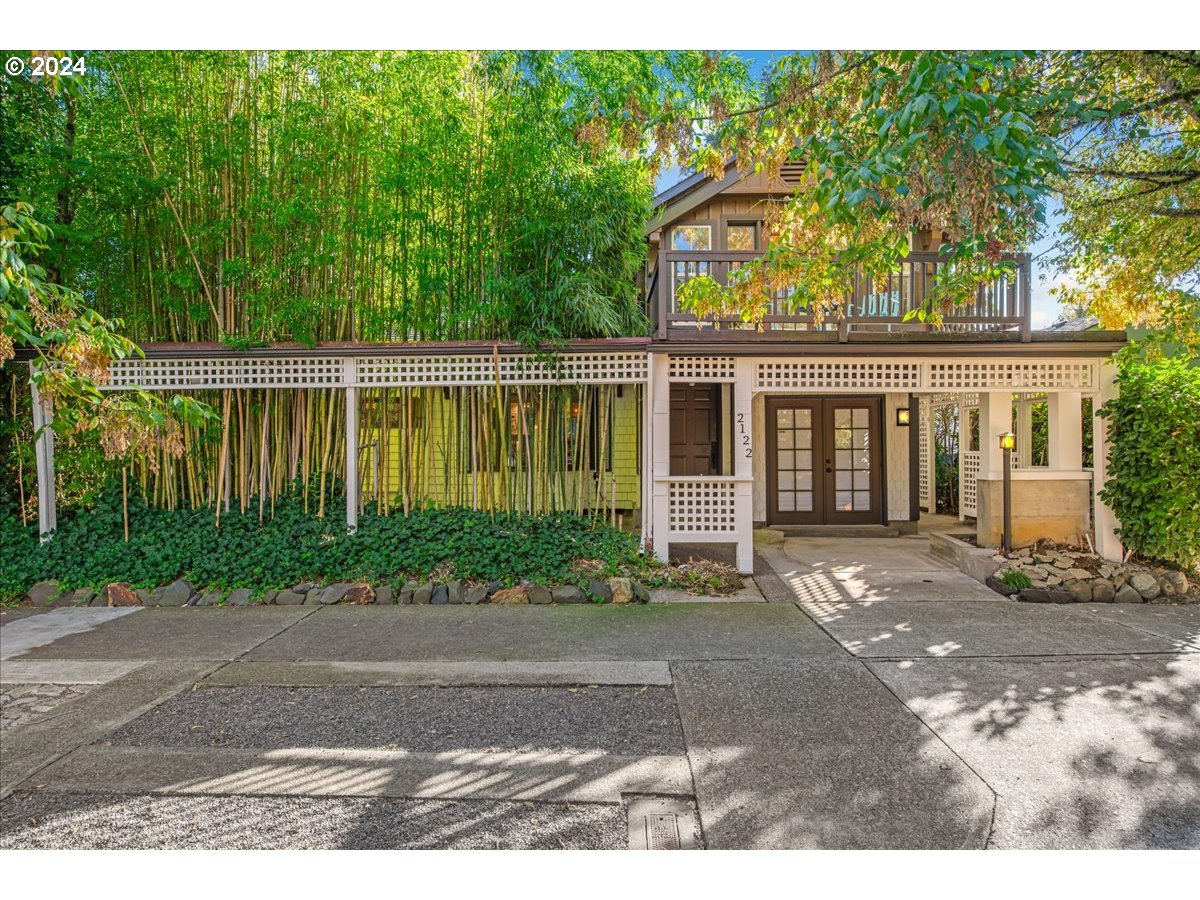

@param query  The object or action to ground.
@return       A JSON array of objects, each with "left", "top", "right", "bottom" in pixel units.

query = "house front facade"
[{"left": 26, "top": 164, "right": 1126, "bottom": 573}]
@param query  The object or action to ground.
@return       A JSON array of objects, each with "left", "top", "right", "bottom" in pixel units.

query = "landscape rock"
[
  {"left": 135, "top": 589, "right": 155, "bottom": 605},
  {"left": 196, "top": 591, "right": 225, "bottom": 607},
  {"left": 375, "top": 585, "right": 393, "bottom": 605},
  {"left": 491, "top": 586, "right": 529, "bottom": 605},
  {"left": 464, "top": 584, "right": 490, "bottom": 605},
  {"left": 317, "top": 582, "right": 352, "bottom": 605},
  {"left": 1091, "top": 579, "right": 1116, "bottom": 603},
  {"left": 587, "top": 579, "right": 612, "bottom": 603},
  {"left": 27, "top": 580, "right": 61, "bottom": 607},
  {"left": 446, "top": 580, "right": 464, "bottom": 604},
  {"left": 344, "top": 583, "right": 376, "bottom": 605},
  {"left": 259, "top": 590, "right": 278, "bottom": 606},
  {"left": 632, "top": 581, "right": 650, "bottom": 603},
  {"left": 68, "top": 587, "right": 94, "bottom": 606},
  {"left": 527, "top": 584, "right": 553, "bottom": 605},
  {"left": 431, "top": 585, "right": 449, "bottom": 605},
  {"left": 1158, "top": 577, "right": 1176, "bottom": 597},
  {"left": 609, "top": 577, "right": 633, "bottom": 604},
  {"left": 1065, "top": 580, "right": 1093, "bottom": 603},
  {"left": 985, "top": 575, "right": 1017, "bottom": 596},
  {"left": 157, "top": 580, "right": 193, "bottom": 607},
  {"left": 1161, "top": 570, "right": 1189, "bottom": 595},
  {"left": 225, "top": 588, "right": 254, "bottom": 607},
  {"left": 1114, "top": 584, "right": 1143, "bottom": 604},
  {"left": 412, "top": 583, "right": 433, "bottom": 605},
  {"left": 1130, "top": 572, "right": 1161, "bottom": 601},
  {"left": 292, "top": 583, "right": 317, "bottom": 594},
  {"left": 1066, "top": 568, "right": 1093, "bottom": 581},
  {"left": 273, "top": 589, "right": 306, "bottom": 605},
  {"left": 552, "top": 585, "right": 586, "bottom": 604},
  {"left": 1017, "top": 587, "right": 1074, "bottom": 604},
  {"left": 103, "top": 582, "right": 139, "bottom": 607}
]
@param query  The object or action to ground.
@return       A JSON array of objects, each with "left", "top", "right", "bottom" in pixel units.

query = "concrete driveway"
[{"left": 1, "top": 540, "right": 1197, "bottom": 849}]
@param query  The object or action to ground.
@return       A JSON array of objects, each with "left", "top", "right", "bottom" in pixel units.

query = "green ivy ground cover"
[{"left": 0, "top": 483, "right": 656, "bottom": 603}]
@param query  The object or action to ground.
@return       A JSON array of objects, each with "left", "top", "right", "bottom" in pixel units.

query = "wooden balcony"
[{"left": 649, "top": 250, "right": 1032, "bottom": 342}]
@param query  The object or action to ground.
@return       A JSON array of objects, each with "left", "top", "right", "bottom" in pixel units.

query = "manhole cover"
[{"left": 626, "top": 796, "right": 700, "bottom": 850}]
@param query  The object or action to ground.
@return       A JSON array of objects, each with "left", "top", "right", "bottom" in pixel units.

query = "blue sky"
[{"left": 654, "top": 50, "right": 1068, "bottom": 328}]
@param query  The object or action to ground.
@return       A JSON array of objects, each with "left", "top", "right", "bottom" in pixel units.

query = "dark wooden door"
[
  {"left": 669, "top": 384, "right": 719, "bottom": 476},
  {"left": 767, "top": 397, "right": 882, "bottom": 525}
]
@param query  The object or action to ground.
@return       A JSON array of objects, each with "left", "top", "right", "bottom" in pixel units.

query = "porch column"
[
  {"left": 1015, "top": 394, "right": 1034, "bottom": 468},
  {"left": 29, "top": 367, "right": 57, "bottom": 538},
  {"left": 977, "top": 390, "right": 1013, "bottom": 479},
  {"left": 1092, "top": 362, "right": 1123, "bottom": 561},
  {"left": 344, "top": 358, "right": 359, "bottom": 532},
  {"left": 957, "top": 397, "right": 970, "bottom": 521},
  {"left": 733, "top": 358, "right": 754, "bottom": 574},
  {"left": 650, "top": 352, "right": 671, "bottom": 563},
  {"left": 1047, "top": 391, "right": 1083, "bottom": 470}
]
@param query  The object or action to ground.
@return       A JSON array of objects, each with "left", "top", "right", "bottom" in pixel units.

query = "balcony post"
[
  {"left": 655, "top": 250, "right": 668, "bottom": 341},
  {"left": 1019, "top": 253, "right": 1032, "bottom": 341}
]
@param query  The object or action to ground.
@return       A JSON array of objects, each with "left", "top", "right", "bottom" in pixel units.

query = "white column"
[
  {"left": 733, "top": 358, "right": 754, "bottom": 574},
  {"left": 1048, "top": 391, "right": 1083, "bottom": 470},
  {"left": 1016, "top": 395, "right": 1034, "bottom": 468},
  {"left": 29, "top": 367, "right": 57, "bottom": 539},
  {"left": 1093, "top": 363, "right": 1123, "bottom": 561},
  {"left": 344, "top": 358, "right": 359, "bottom": 532},
  {"left": 977, "top": 390, "right": 1013, "bottom": 478},
  {"left": 650, "top": 352, "right": 671, "bottom": 563}
]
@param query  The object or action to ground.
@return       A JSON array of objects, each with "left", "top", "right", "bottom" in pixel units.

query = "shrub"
[
  {"left": 1099, "top": 357, "right": 1200, "bottom": 571},
  {"left": 0, "top": 482, "right": 656, "bottom": 602}
]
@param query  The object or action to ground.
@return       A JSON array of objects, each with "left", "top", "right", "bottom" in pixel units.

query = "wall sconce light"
[
  {"left": 999, "top": 431, "right": 1016, "bottom": 553},
  {"left": 896, "top": 407, "right": 911, "bottom": 426}
]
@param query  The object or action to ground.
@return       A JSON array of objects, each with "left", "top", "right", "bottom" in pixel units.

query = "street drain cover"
[{"left": 626, "top": 797, "right": 700, "bottom": 850}]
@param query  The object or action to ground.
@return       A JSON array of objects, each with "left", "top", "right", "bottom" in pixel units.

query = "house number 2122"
[{"left": 738, "top": 412, "right": 751, "bottom": 458}]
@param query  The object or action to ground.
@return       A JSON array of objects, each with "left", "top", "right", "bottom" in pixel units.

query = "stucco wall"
[{"left": 975, "top": 475, "right": 1092, "bottom": 548}]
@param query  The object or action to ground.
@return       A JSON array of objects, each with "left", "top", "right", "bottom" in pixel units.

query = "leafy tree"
[{"left": 1, "top": 202, "right": 212, "bottom": 467}]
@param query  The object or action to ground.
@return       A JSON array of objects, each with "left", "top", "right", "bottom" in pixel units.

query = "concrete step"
[{"left": 773, "top": 525, "right": 902, "bottom": 538}]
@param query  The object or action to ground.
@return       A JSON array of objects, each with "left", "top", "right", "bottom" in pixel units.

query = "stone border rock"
[
  {"left": 988, "top": 545, "right": 1193, "bottom": 605},
  {"left": 20, "top": 576, "right": 654, "bottom": 609}
]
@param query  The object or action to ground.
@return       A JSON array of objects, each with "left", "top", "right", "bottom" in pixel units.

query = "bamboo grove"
[{"left": 1, "top": 51, "right": 665, "bottom": 520}]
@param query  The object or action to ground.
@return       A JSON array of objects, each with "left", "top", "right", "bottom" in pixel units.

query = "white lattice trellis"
[
  {"left": 919, "top": 397, "right": 932, "bottom": 511},
  {"left": 961, "top": 450, "right": 980, "bottom": 517},
  {"left": 927, "top": 360, "right": 1096, "bottom": 391},
  {"left": 756, "top": 360, "right": 922, "bottom": 391},
  {"left": 103, "top": 351, "right": 648, "bottom": 391},
  {"left": 667, "top": 479, "right": 738, "bottom": 535},
  {"left": 668, "top": 356, "right": 736, "bottom": 382}
]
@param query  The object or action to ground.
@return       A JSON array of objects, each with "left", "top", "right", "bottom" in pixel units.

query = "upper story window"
[
  {"left": 726, "top": 223, "right": 758, "bottom": 251},
  {"left": 672, "top": 225, "right": 712, "bottom": 251}
]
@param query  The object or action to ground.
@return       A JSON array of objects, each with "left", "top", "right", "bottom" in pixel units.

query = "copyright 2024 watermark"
[{"left": 6, "top": 55, "right": 88, "bottom": 77}]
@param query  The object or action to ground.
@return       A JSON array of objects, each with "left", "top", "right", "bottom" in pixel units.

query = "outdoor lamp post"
[{"left": 999, "top": 431, "right": 1016, "bottom": 553}]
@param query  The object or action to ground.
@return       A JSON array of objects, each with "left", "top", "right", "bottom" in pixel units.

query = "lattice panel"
[
  {"left": 668, "top": 356, "right": 736, "bottom": 382},
  {"left": 667, "top": 480, "right": 737, "bottom": 535},
  {"left": 756, "top": 360, "right": 922, "bottom": 391},
  {"left": 961, "top": 450, "right": 980, "bottom": 517},
  {"left": 927, "top": 361, "right": 1095, "bottom": 391},
  {"left": 102, "top": 352, "right": 647, "bottom": 390},
  {"left": 356, "top": 352, "right": 647, "bottom": 387},
  {"left": 105, "top": 357, "right": 345, "bottom": 390},
  {"left": 919, "top": 397, "right": 932, "bottom": 511}
]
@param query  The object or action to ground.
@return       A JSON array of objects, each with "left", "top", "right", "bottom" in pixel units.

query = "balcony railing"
[{"left": 652, "top": 250, "right": 1031, "bottom": 341}]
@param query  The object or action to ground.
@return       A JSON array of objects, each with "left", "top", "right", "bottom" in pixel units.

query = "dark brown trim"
[{"left": 653, "top": 333, "right": 1126, "bottom": 358}]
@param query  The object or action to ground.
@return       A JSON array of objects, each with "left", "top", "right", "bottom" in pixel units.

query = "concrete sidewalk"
[{"left": 1, "top": 589, "right": 1197, "bottom": 849}]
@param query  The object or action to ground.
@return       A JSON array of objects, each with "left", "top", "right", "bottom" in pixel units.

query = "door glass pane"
[
  {"left": 796, "top": 492, "right": 813, "bottom": 511},
  {"left": 779, "top": 471, "right": 795, "bottom": 490},
  {"left": 830, "top": 404, "right": 873, "bottom": 516},
  {"left": 795, "top": 430, "right": 812, "bottom": 449},
  {"left": 778, "top": 450, "right": 795, "bottom": 469},
  {"left": 796, "top": 471, "right": 813, "bottom": 489},
  {"left": 795, "top": 409, "right": 811, "bottom": 427},
  {"left": 778, "top": 491, "right": 795, "bottom": 512},
  {"left": 778, "top": 429, "right": 794, "bottom": 449},
  {"left": 778, "top": 409, "right": 794, "bottom": 428}
]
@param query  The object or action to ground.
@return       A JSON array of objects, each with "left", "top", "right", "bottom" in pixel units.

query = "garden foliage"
[{"left": 1099, "top": 358, "right": 1200, "bottom": 571}]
